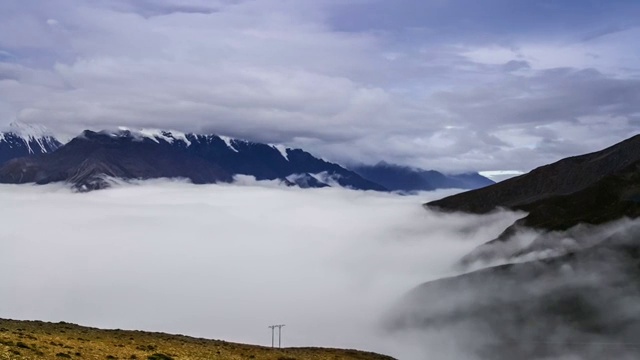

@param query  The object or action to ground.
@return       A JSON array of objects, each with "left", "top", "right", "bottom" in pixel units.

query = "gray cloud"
[
  {"left": 0, "top": 0, "right": 639, "bottom": 172},
  {"left": 386, "top": 219, "right": 640, "bottom": 359},
  {"left": 329, "top": 0, "right": 640, "bottom": 41}
]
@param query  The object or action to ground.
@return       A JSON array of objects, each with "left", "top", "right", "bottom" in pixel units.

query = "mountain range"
[
  {"left": 352, "top": 162, "right": 494, "bottom": 192},
  {"left": 0, "top": 124, "right": 492, "bottom": 192},
  {"left": 0, "top": 127, "right": 385, "bottom": 191},
  {"left": 387, "top": 133, "right": 640, "bottom": 359}
]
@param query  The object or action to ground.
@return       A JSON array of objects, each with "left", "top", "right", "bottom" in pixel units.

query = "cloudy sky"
[{"left": 1, "top": 0, "right": 639, "bottom": 172}]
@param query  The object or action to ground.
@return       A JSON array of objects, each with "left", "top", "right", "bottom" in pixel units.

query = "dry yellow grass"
[{"left": 0, "top": 319, "right": 394, "bottom": 360}]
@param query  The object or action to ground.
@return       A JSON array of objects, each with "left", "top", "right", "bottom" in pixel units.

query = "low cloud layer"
[
  {"left": 0, "top": 180, "right": 521, "bottom": 359},
  {"left": 387, "top": 220, "right": 640, "bottom": 359},
  {"left": 0, "top": 1, "right": 639, "bottom": 172}
]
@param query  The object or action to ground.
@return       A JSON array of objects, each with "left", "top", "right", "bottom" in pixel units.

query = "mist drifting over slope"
[{"left": 0, "top": 179, "right": 522, "bottom": 359}]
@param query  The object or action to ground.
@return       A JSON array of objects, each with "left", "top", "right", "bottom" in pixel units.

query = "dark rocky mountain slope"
[
  {"left": 0, "top": 128, "right": 387, "bottom": 191},
  {"left": 428, "top": 134, "right": 640, "bottom": 232},
  {"left": 428, "top": 134, "right": 640, "bottom": 215},
  {"left": 0, "top": 130, "right": 233, "bottom": 190}
]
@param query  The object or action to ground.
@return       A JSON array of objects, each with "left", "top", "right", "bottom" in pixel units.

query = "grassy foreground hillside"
[{"left": 0, "top": 319, "right": 394, "bottom": 360}]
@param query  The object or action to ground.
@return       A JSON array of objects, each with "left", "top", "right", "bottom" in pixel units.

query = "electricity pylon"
[{"left": 268, "top": 324, "right": 286, "bottom": 348}]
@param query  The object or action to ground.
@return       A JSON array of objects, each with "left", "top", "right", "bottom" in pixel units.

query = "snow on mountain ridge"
[
  {"left": 272, "top": 144, "right": 289, "bottom": 161},
  {"left": 117, "top": 127, "right": 192, "bottom": 146},
  {"left": 1, "top": 122, "right": 295, "bottom": 163},
  {"left": 8, "top": 121, "right": 54, "bottom": 139},
  {"left": 0, "top": 121, "right": 61, "bottom": 154},
  {"left": 219, "top": 136, "right": 239, "bottom": 152},
  {"left": 112, "top": 127, "right": 294, "bottom": 157}
]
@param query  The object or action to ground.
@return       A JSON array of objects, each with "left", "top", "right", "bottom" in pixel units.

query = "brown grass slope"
[{"left": 0, "top": 319, "right": 394, "bottom": 360}]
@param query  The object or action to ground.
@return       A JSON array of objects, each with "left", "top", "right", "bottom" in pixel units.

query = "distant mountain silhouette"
[
  {"left": 0, "top": 128, "right": 387, "bottom": 191},
  {"left": 352, "top": 162, "right": 493, "bottom": 192}
]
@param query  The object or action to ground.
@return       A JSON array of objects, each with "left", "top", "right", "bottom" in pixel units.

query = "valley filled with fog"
[{"left": 0, "top": 179, "right": 521, "bottom": 359}]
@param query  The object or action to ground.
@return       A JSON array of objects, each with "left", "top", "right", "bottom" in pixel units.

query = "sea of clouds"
[{"left": 0, "top": 178, "right": 524, "bottom": 359}]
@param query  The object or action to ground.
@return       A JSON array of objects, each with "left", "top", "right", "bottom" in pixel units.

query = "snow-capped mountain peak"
[
  {"left": 0, "top": 126, "right": 388, "bottom": 192},
  {"left": 0, "top": 122, "right": 62, "bottom": 162},
  {"left": 112, "top": 127, "right": 283, "bottom": 157},
  {"left": 116, "top": 127, "right": 192, "bottom": 146},
  {"left": 8, "top": 121, "right": 54, "bottom": 140}
]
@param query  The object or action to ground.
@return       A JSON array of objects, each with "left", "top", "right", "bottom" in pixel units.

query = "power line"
[
  {"left": 268, "top": 325, "right": 276, "bottom": 348},
  {"left": 268, "top": 324, "right": 285, "bottom": 348}
]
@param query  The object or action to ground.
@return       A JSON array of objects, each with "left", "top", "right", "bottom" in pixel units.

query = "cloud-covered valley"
[{"left": 0, "top": 180, "right": 521, "bottom": 359}]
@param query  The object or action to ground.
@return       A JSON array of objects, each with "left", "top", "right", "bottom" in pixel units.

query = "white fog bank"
[{"left": 0, "top": 180, "right": 522, "bottom": 359}]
